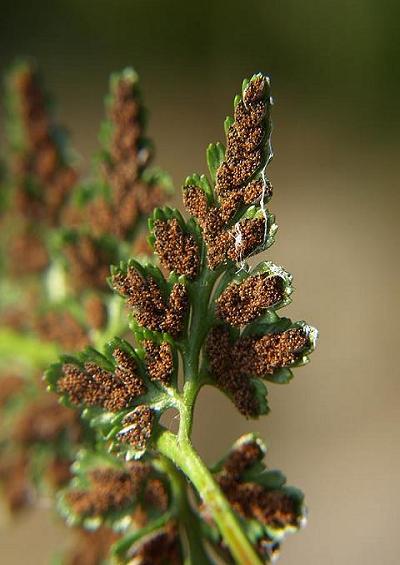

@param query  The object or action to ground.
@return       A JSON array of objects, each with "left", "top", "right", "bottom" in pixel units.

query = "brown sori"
[
  {"left": 219, "top": 478, "right": 298, "bottom": 529},
  {"left": 221, "top": 438, "right": 264, "bottom": 480},
  {"left": 153, "top": 218, "right": 200, "bottom": 279},
  {"left": 117, "top": 405, "right": 154, "bottom": 452},
  {"left": 206, "top": 325, "right": 260, "bottom": 417},
  {"left": 215, "top": 438, "right": 298, "bottom": 529},
  {"left": 144, "top": 478, "right": 169, "bottom": 513},
  {"left": 184, "top": 185, "right": 268, "bottom": 269},
  {"left": 143, "top": 340, "right": 174, "bottom": 386},
  {"left": 89, "top": 75, "right": 165, "bottom": 238},
  {"left": 84, "top": 295, "right": 108, "bottom": 331},
  {"left": 112, "top": 348, "right": 147, "bottom": 398},
  {"left": 13, "top": 398, "right": 81, "bottom": 444},
  {"left": 232, "top": 329, "right": 308, "bottom": 376},
  {"left": 112, "top": 266, "right": 188, "bottom": 337},
  {"left": 126, "top": 521, "right": 182, "bottom": 565},
  {"left": 64, "top": 235, "right": 113, "bottom": 292},
  {"left": 66, "top": 465, "right": 148, "bottom": 517},
  {"left": 206, "top": 326, "right": 308, "bottom": 416},
  {"left": 182, "top": 75, "right": 272, "bottom": 270},
  {"left": 58, "top": 355, "right": 146, "bottom": 412},
  {"left": 11, "top": 64, "right": 77, "bottom": 225},
  {"left": 35, "top": 310, "right": 89, "bottom": 351},
  {"left": 216, "top": 273, "right": 284, "bottom": 327},
  {"left": 216, "top": 75, "right": 268, "bottom": 198}
]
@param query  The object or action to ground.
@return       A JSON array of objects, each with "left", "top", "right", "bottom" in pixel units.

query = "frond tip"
[
  {"left": 6, "top": 59, "right": 78, "bottom": 225},
  {"left": 88, "top": 68, "right": 168, "bottom": 239},
  {"left": 183, "top": 73, "right": 274, "bottom": 270}
]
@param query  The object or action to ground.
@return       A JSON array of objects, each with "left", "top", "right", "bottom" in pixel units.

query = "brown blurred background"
[{"left": 1, "top": 1, "right": 399, "bottom": 563}]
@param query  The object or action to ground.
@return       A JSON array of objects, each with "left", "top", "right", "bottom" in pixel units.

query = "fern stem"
[
  {"left": 156, "top": 429, "right": 263, "bottom": 565},
  {"left": 160, "top": 457, "right": 214, "bottom": 564}
]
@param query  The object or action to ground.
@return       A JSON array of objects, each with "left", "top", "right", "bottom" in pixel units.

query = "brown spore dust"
[
  {"left": 36, "top": 310, "right": 89, "bottom": 351},
  {"left": 143, "top": 340, "right": 173, "bottom": 386},
  {"left": 226, "top": 217, "right": 267, "bottom": 263},
  {"left": 111, "top": 265, "right": 188, "bottom": 337},
  {"left": 144, "top": 478, "right": 169, "bottom": 513},
  {"left": 216, "top": 75, "right": 268, "bottom": 197},
  {"left": 84, "top": 296, "right": 108, "bottom": 331},
  {"left": 153, "top": 218, "right": 200, "bottom": 279},
  {"left": 183, "top": 76, "right": 272, "bottom": 270},
  {"left": 212, "top": 436, "right": 300, "bottom": 530},
  {"left": 206, "top": 325, "right": 260, "bottom": 417},
  {"left": 10, "top": 64, "right": 78, "bottom": 225},
  {"left": 222, "top": 437, "right": 264, "bottom": 480},
  {"left": 64, "top": 235, "right": 112, "bottom": 293},
  {"left": 58, "top": 353, "right": 146, "bottom": 412},
  {"left": 183, "top": 191, "right": 268, "bottom": 271},
  {"left": 216, "top": 273, "right": 284, "bottom": 326},
  {"left": 206, "top": 325, "right": 309, "bottom": 416},
  {"left": 233, "top": 329, "right": 308, "bottom": 376},
  {"left": 88, "top": 76, "right": 165, "bottom": 239},
  {"left": 112, "top": 347, "right": 147, "bottom": 397},
  {"left": 66, "top": 464, "right": 149, "bottom": 517},
  {"left": 218, "top": 478, "right": 299, "bottom": 530},
  {"left": 13, "top": 398, "right": 81, "bottom": 445},
  {"left": 126, "top": 521, "right": 182, "bottom": 565},
  {"left": 117, "top": 405, "right": 153, "bottom": 452}
]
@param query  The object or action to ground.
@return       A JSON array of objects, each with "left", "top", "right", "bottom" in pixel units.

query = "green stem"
[
  {"left": 112, "top": 513, "right": 173, "bottom": 561},
  {"left": 178, "top": 376, "right": 203, "bottom": 441},
  {"left": 168, "top": 244, "right": 261, "bottom": 562},
  {"left": 178, "top": 267, "right": 219, "bottom": 439},
  {"left": 183, "top": 500, "right": 215, "bottom": 565},
  {"left": 185, "top": 267, "right": 219, "bottom": 372},
  {"left": 160, "top": 457, "right": 213, "bottom": 565},
  {"left": 156, "top": 430, "right": 263, "bottom": 565}
]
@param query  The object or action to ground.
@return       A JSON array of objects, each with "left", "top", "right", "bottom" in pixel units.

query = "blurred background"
[{"left": 0, "top": 1, "right": 399, "bottom": 564}]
